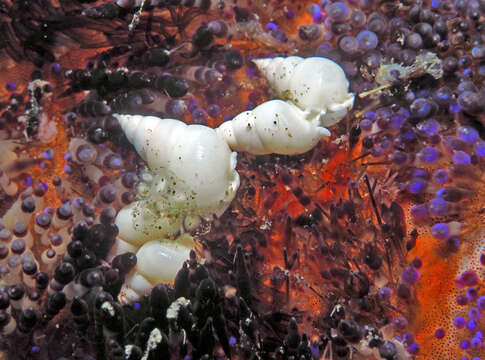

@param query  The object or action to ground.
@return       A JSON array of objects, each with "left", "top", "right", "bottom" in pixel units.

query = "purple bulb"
[
  {"left": 265, "top": 22, "right": 278, "bottom": 32},
  {"left": 401, "top": 266, "right": 420, "bottom": 284},
  {"left": 326, "top": 1, "right": 348, "bottom": 21},
  {"left": 429, "top": 197, "right": 449, "bottom": 216},
  {"left": 313, "top": 12, "right": 325, "bottom": 24},
  {"left": 411, "top": 257, "right": 422, "bottom": 268},
  {"left": 457, "top": 126, "right": 479, "bottom": 144},
  {"left": 410, "top": 204, "right": 428, "bottom": 220},
  {"left": 412, "top": 168, "right": 429, "bottom": 179},
  {"left": 467, "top": 319, "right": 478, "bottom": 330},
  {"left": 391, "top": 151, "right": 407, "bottom": 164},
  {"left": 207, "top": 103, "right": 221, "bottom": 117},
  {"left": 456, "top": 295, "right": 468, "bottom": 305},
  {"left": 5, "top": 81, "right": 16, "bottom": 91},
  {"left": 434, "top": 169, "right": 449, "bottom": 184},
  {"left": 469, "top": 307, "right": 481, "bottom": 320},
  {"left": 402, "top": 332, "right": 414, "bottom": 346},
  {"left": 471, "top": 337, "right": 482, "bottom": 349},
  {"left": 371, "top": 145, "right": 383, "bottom": 157},
  {"left": 416, "top": 118, "right": 440, "bottom": 136},
  {"left": 431, "top": 223, "right": 450, "bottom": 240},
  {"left": 418, "top": 146, "right": 439, "bottom": 164},
  {"left": 378, "top": 287, "right": 392, "bottom": 300},
  {"left": 393, "top": 316, "right": 408, "bottom": 329},
  {"left": 360, "top": 119, "right": 373, "bottom": 131},
  {"left": 456, "top": 270, "right": 478, "bottom": 287},
  {"left": 467, "top": 288, "right": 478, "bottom": 300},
  {"left": 408, "top": 179, "right": 426, "bottom": 194},
  {"left": 434, "top": 328, "right": 445, "bottom": 339},
  {"left": 460, "top": 340, "right": 470, "bottom": 349},
  {"left": 477, "top": 296, "right": 485, "bottom": 310},
  {"left": 408, "top": 343, "right": 420, "bottom": 354},
  {"left": 453, "top": 150, "right": 471, "bottom": 165},
  {"left": 357, "top": 30, "right": 378, "bottom": 50},
  {"left": 364, "top": 111, "right": 376, "bottom": 120},
  {"left": 410, "top": 98, "right": 432, "bottom": 118},
  {"left": 390, "top": 115, "right": 404, "bottom": 129},
  {"left": 474, "top": 140, "right": 485, "bottom": 157},
  {"left": 453, "top": 316, "right": 465, "bottom": 329},
  {"left": 449, "top": 102, "right": 461, "bottom": 114}
]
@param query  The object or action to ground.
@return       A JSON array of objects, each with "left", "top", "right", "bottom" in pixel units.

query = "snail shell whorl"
[
  {"left": 115, "top": 114, "right": 240, "bottom": 217},
  {"left": 135, "top": 238, "right": 194, "bottom": 284},
  {"left": 115, "top": 200, "right": 183, "bottom": 246},
  {"left": 216, "top": 99, "right": 330, "bottom": 155},
  {"left": 253, "top": 56, "right": 355, "bottom": 127}
]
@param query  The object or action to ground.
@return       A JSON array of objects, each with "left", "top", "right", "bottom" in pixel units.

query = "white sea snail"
[
  {"left": 114, "top": 114, "right": 240, "bottom": 245},
  {"left": 253, "top": 56, "right": 355, "bottom": 127},
  {"left": 216, "top": 99, "right": 331, "bottom": 155}
]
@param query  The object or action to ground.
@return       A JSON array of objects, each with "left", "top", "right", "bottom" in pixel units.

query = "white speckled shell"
[
  {"left": 115, "top": 114, "right": 240, "bottom": 217},
  {"left": 216, "top": 99, "right": 330, "bottom": 155},
  {"left": 135, "top": 239, "right": 193, "bottom": 284},
  {"left": 115, "top": 200, "right": 183, "bottom": 246},
  {"left": 253, "top": 56, "right": 354, "bottom": 127}
]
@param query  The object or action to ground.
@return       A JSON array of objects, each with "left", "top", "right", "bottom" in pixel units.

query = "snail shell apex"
[{"left": 253, "top": 56, "right": 355, "bottom": 127}]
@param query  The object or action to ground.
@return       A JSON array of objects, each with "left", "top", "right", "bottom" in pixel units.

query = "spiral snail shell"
[
  {"left": 253, "top": 56, "right": 355, "bottom": 127},
  {"left": 114, "top": 114, "right": 240, "bottom": 245},
  {"left": 216, "top": 99, "right": 331, "bottom": 155}
]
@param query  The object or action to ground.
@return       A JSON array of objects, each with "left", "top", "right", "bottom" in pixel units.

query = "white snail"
[
  {"left": 114, "top": 114, "right": 240, "bottom": 223},
  {"left": 253, "top": 56, "right": 355, "bottom": 127},
  {"left": 216, "top": 99, "right": 331, "bottom": 155},
  {"left": 113, "top": 114, "right": 240, "bottom": 301},
  {"left": 120, "top": 235, "right": 195, "bottom": 303}
]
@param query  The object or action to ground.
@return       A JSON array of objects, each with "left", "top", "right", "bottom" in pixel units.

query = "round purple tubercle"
[
  {"left": 474, "top": 140, "right": 485, "bottom": 157},
  {"left": 453, "top": 316, "right": 466, "bottom": 329},
  {"left": 360, "top": 119, "right": 373, "bottom": 131},
  {"left": 416, "top": 118, "right": 440, "bottom": 136},
  {"left": 467, "top": 319, "right": 478, "bottom": 331},
  {"left": 408, "top": 179, "right": 426, "bottom": 194},
  {"left": 453, "top": 150, "right": 471, "bottom": 165},
  {"left": 456, "top": 295, "right": 468, "bottom": 306},
  {"left": 457, "top": 125, "right": 479, "bottom": 144},
  {"left": 469, "top": 307, "right": 481, "bottom": 320},
  {"left": 265, "top": 22, "right": 278, "bottom": 32},
  {"left": 433, "top": 169, "right": 449, "bottom": 184},
  {"left": 6, "top": 81, "right": 16, "bottom": 92},
  {"left": 467, "top": 287, "right": 478, "bottom": 300},
  {"left": 411, "top": 257, "right": 422, "bottom": 268},
  {"left": 393, "top": 316, "right": 408, "bottom": 330},
  {"left": 431, "top": 223, "right": 450, "bottom": 240},
  {"left": 408, "top": 342, "right": 420, "bottom": 354},
  {"left": 477, "top": 296, "right": 485, "bottom": 310},
  {"left": 434, "top": 328, "right": 445, "bottom": 339},
  {"left": 401, "top": 266, "right": 420, "bottom": 284},
  {"left": 456, "top": 270, "right": 478, "bottom": 287},
  {"left": 429, "top": 197, "right": 449, "bottom": 216},
  {"left": 417, "top": 146, "right": 439, "bottom": 164},
  {"left": 378, "top": 287, "right": 392, "bottom": 301}
]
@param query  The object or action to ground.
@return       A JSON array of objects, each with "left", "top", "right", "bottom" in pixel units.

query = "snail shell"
[
  {"left": 115, "top": 114, "right": 240, "bottom": 217},
  {"left": 253, "top": 56, "right": 355, "bottom": 127},
  {"left": 120, "top": 236, "right": 194, "bottom": 302},
  {"left": 115, "top": 200, "right": 183, "bottom": 246},
  {"left": 216, "top": 99, "right": 330, "bottom": 155}
]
